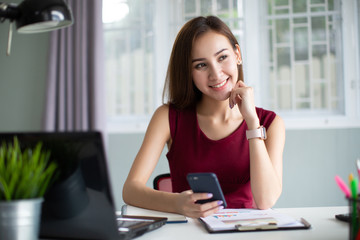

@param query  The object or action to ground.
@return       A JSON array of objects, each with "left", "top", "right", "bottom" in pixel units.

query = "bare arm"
[
  {"left": 230, "top": 81, "right": 285, "bottom": 209},
  {"left": 248, "top": 115, "right": 285, "bottom": 209},
  {"left": 122, "top": 105, "right": 222, "bottom": 217},
  {"left": 122, "top": 105, "right": 176, "bottom": 212}
]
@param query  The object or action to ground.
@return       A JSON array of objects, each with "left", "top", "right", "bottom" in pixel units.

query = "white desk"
[{"left": 136, "top": 206, "right": 348, "bottom": 240}]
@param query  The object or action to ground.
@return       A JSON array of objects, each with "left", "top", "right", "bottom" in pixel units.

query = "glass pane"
[
  {"left": 294, "top": 27, "right": 308, "bottom": 61},
  {"left": 269, "top": 66, "right": 275, "bottom": 99},
  {"left": 267, "top": 0, "right": 272, "bottom": 15},
  {"left": 311, "top": 0, "right": 324, "bottom": 4},
  {"left": 102, "top": 0, "right": 129, "bottom": 24},
  {"left": 312, "top": 45, "right": 326, "bottom": 79},
  {"left": 275, "top": 0, "right": 288, "bottom": 6},
  {"left": 296, "top": 101, "right": 310, "bottom": 109},
  {"left": 293, "top": 0, "right": 307, "bottom": 13},
  {"left": 278, "top": 84, "right": 292, "bottom": 109},
  {"left": 329, "top": 24, "right": 337, "bottom": 55},
  {"left": 277, "top": 47, "right": 291, "bottom": 81},
  {"left": 268, "top": 27, "right": 273, "bottom": 62},
  {"left": 217, "top": 0, "right": 229, "bottom": 12},
  {"left": 276, "top": 8, "right": 289, "bottom": 14},
  {"left": 311, "top": 6, "right": 325, "bottom": 12},
  {"left": 328, "top": 0, "right": 334, "bottom": 11},
  {"left": 235, "top": 0, "right": 243, "bottom": 18},
  {"left": 311, "top": 16, "right": 326, "bottom": 41},
  {"left": 329, "top": 58, "right": 337, "bottom": 98},
  {"left": 293, "top": 17, "right": 307, "bottom": 24},
  {"left": 201, "top": 0, "right": 212, "bottom": 15},
  {"left": 184, "top": 0, "right": 196, "bottom": 14},
  {"left": 314, "top": 82, "right": 327, "bottom": 109},
  {"left": 276, "top": 19, "right": 290, "bottom": 43},
  {"left": 295, "top": 64, "right": 310, "bottom": 99}
]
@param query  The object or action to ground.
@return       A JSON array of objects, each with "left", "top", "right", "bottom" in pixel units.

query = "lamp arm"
[{"left": 0, "top": 2, "right": 20, "bottom": 21}]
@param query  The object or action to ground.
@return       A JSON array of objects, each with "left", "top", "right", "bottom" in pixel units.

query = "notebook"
[
  {"left": 0, "top": 132, "right": 167, "bottom": 240},
  {"left": 121, "top": 205, "right": 188, "bottom": 223}
]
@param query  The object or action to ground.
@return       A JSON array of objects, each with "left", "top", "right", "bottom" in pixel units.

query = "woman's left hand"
[{"left": 229, "top": 81, "right": 259, "bottom": 127}]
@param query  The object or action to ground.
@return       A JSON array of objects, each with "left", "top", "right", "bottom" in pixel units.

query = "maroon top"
[{"left": 166, "top": 105, "right": 276, "bottom": 208}]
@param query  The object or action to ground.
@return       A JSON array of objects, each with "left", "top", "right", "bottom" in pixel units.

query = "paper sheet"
[{"left": 201, "top": 208, "right": 304, "bottom": 231}]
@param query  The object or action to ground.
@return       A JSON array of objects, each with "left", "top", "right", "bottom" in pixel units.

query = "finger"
[
  {"left": 183, "top": 189, "right": 193, "bottom": 194},
  {"left": 193, "top": 201, "right": 225, "bottom": 218},
  {"left": 191, "top": 192, "right": 213, "bottom": 202},
  {"left": 237, "top": 80, "right": 247, "bottom": 87}
]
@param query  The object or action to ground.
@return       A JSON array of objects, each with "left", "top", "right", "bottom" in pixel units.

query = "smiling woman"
[{"left": 122, "top": 16, "right": 285, "bottom": 218}]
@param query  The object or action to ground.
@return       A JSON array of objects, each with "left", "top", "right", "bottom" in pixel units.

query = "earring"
[{"left": 237, "top": 60, "right": 242, "bottom": 65}]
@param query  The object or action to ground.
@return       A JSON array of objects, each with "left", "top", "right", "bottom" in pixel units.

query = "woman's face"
[{"left": 191, "top": 30, "right": 241, "bottom": 102}]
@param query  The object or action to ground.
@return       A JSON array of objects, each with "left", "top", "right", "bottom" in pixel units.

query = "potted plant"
[{"left": 0, "top": 137, "right": 58, "bottom": 240}]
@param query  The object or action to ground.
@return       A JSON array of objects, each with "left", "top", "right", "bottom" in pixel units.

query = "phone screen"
[{"left": 187, "top": 172, "right": 227, "bottom": 208}]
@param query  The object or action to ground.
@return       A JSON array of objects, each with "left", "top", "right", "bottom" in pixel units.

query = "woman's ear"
[{"left": 235, "top": 44, "right": 242, "bottom": 64}]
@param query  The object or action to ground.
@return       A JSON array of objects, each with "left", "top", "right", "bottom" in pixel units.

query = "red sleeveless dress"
[{"left": 166, "top": 105, "right": 276, "bottom": 208}]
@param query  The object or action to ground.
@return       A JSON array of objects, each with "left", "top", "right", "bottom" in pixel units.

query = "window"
[
  {"left": 103, "top": 0, "right": 360, "bottom": 132},
  {"left": 255, "top": 0, "right": 359, "bottom": 128},
  {"left": 263, "top": 0, "right": 343, "bottom": 114},
  {"left": 103, "top": 0, "right": 245, "bottom": 132},
  {"left": 103, "top": 0, "right": 157, "bottom": 132}
]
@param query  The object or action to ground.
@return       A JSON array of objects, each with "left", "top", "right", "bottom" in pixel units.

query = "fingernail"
[
  {"left": 217, "top": 200, "right": 223, "bottom": 205},
  {"left": 219, "top": 206, "right": 224, "bottom": 210},
  {"left": 207, "top": 193, "right": 213, "bottom": 198}
]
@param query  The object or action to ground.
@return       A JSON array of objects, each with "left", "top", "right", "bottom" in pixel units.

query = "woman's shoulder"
[
  {"left": 255, "top": 107, "right": 277, "bottom": 128},
  {"left": 152, "top": 104, "right": 170, "bottom": 120}
]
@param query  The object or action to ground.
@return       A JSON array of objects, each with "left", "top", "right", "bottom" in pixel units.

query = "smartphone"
[{"left": 186, "top": 172, "right": 227, "bottom": 208}]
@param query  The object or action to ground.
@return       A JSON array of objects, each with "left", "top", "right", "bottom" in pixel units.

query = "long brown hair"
[{"left": 162, "top": 16, "right": 244, "bottom": 109}]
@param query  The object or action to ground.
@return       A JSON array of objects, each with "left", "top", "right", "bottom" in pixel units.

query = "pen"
[
  {"left": 357, "top": 158, "right": 360, "bottom": 179},
  {"left": 334, "top": 175, "right": 351, "bottom": 198},
  {"left": 351, "top": 177, "right": 358, "bottom": 199},
  {"left": 351, "top": 178, "right": 359, "bottom": 239}
]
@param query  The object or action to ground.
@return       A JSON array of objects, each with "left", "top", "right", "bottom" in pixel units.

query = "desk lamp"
[{"left": 0, "top": 0, "right": 73, "bottom": 55}]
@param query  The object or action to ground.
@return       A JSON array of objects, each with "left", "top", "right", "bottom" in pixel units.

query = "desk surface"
[{"left": 137, "top": 206, "right": 348, "bottom": 240}]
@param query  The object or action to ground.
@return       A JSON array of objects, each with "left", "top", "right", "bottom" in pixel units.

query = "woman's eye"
[
  {"left": 219, "top": 55, "right": 228, "bottom": 61},
  {"left": 195, "top": 63, "right": 206, "bottom": 69}
]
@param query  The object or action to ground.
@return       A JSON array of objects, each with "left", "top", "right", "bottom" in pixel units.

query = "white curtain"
[{"left": 43, "top": 0, "right": 105, "bottom": 132}]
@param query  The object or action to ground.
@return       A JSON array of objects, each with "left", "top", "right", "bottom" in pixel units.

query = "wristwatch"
[{"left": 246, "top": 126, "right": 267, "bottom": 140}]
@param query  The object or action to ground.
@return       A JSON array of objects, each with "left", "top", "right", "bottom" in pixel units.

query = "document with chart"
[{"left": 200, "top": 208, "right": 311, "bottom": 233}]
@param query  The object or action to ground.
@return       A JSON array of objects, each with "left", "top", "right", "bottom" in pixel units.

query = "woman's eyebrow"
[{"left": 192, "top": 48, "right": 228, "bottom": 63}]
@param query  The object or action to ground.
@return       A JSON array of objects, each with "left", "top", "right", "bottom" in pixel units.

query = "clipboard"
[{"left": 198, "top": 208, "right": 311, "bottom": 233}]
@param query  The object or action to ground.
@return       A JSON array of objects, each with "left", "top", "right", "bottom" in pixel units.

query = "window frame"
[
  {"left": 249, "top": 0, "right": 360, "bottom": 129},
  {"left": 105, "top": 0, "right": 360, "bottom": 133}
]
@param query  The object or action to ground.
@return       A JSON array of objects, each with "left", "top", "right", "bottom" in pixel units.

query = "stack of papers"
[{"left": 200, "top": 208, "right": 308, "bottom": 232}]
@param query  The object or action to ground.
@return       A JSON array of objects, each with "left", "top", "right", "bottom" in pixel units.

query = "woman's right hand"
[{"left": 174, "top": 190, "right": 224, "bottom": 218}]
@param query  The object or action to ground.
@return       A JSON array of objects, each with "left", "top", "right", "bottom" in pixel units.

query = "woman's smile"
[{"left": 210, "top": 78, "right": 228, "bottom": 89}]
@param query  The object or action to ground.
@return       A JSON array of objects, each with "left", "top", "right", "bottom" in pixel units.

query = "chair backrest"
[{"left": 153, "top": 173, "right": 172, "bottom": 192}]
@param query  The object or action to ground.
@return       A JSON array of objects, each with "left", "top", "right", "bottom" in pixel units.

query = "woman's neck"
[{"left": 196, "top": 96, "right": 242, "bottom": 120}]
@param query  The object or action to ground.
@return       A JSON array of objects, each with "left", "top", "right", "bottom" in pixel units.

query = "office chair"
[{"left": 153, "top": 173, "right": 172, "bottom": 192}]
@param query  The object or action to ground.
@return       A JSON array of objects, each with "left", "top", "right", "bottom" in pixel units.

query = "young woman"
[{"left": 123, "top": 16, "right": 285, "bottom": 218}]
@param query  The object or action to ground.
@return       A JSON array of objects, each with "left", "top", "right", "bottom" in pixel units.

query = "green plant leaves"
[{"left": 0, "top": 137, "right": 58, "bottom": 201}]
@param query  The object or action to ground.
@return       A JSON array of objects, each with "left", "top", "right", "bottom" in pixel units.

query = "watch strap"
[{"left": 246, "top": 126, "right": 267, "bottom": 140}]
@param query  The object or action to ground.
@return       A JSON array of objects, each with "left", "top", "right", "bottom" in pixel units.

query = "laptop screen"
[{"left": 0, "top": 132, "right": 120, "bottom": 239}]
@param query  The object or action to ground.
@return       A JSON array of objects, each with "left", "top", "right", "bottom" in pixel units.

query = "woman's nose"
[{"left": 208, "top": 64, "right": 222, "bottom": 80}]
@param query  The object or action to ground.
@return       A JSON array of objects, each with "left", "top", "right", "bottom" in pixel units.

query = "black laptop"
[{"left": 0, "top": 132, "right": 167, "bottom": 240}]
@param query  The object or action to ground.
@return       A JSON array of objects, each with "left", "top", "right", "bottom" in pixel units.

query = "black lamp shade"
[{"left": 16, "top": 0, "right": 73, "bottom": 33}]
